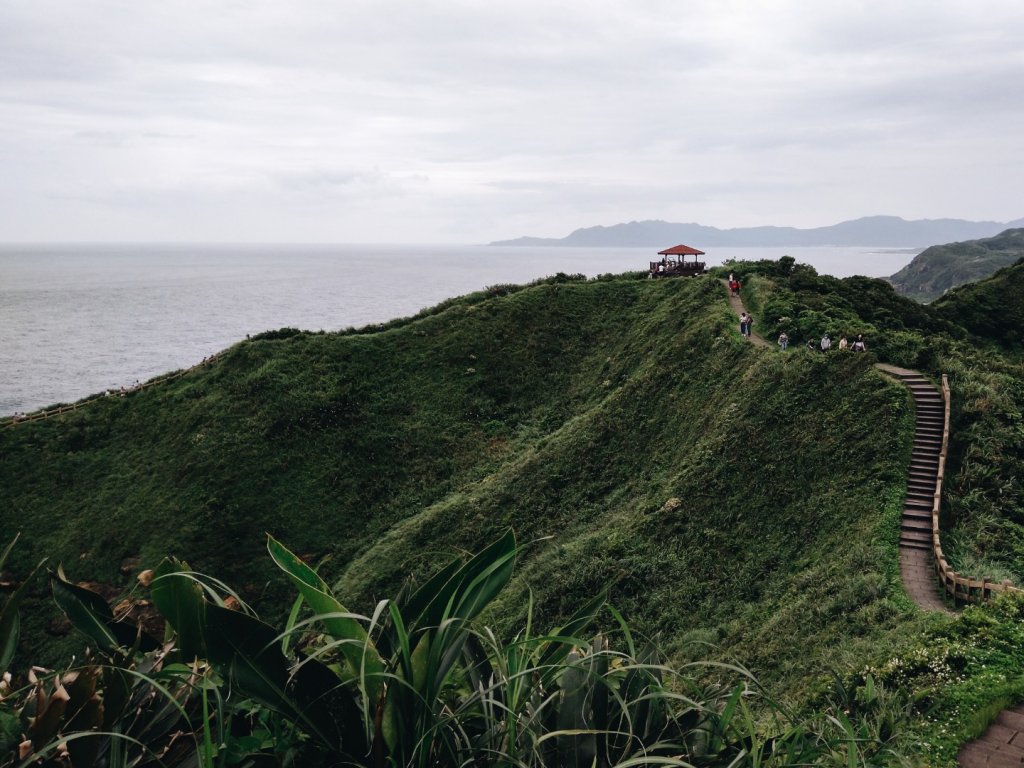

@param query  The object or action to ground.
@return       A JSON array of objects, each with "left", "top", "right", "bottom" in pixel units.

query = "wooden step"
[
  {"left": 900, "top": 538, "right": 931, "bottom": 551},
  {"left": 902, "top": 520, "right": 932, "bottom": 535},
  {"left": 901, "top": 528, "right": 931, "bottom": 542},
  {"left": 902, "top": 510, "right": 932, "bottom": 523}
]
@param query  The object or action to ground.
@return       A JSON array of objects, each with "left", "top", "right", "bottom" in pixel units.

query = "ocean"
[{"left": 0, "top": 243, "right": 919, "bottom": 416}]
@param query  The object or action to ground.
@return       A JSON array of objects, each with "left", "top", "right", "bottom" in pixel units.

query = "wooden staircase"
[
  {"left": 896, "top": 371, "right": 944, "bottom": 553},
  {"left": 877, "top": 367, "right": 950, "bottom": 613}
]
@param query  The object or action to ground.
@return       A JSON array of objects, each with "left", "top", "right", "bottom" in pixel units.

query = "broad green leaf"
[
  {"left": 419, "top": 529, "right": 517, "bottom": 632},
  {"left": 394, "top": 557, "right": 461, "bottom": 635},
  {"left": 292, "top": 652, "right": 368, "bottom": 758},
  {"left": 51, "top": 572, "right": 158, "bottom": 654},
  {"left": 149, "top": 558, "right": 206, "bottom": 659},
  {"left": 204, "top": 602, "right": 293, "bottom": 715},
  {"left": 537, "top": 591, "right": 607, "bottom": 682},
  {"left": 267, "top": 536, "right": 384, "bottom": 701}
]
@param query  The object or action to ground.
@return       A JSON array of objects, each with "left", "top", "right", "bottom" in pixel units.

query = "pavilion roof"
[{"left": 657, "top": 244, "right": 705, "bottom": 256}]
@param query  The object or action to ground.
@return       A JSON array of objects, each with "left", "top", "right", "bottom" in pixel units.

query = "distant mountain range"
[{"left": 491, "top": 215, "right": 1024, "bottom": 248}]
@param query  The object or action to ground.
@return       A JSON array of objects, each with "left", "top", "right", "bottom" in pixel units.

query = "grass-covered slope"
[
  {"left": 888, "top": 227, "right": 1024, "bottom": 302},
  {"left": 730, "top": 259, "right": 1024, "bottom": 584},
  {"left": 1, "top": 274, "right": 923, "bottom": 697},
  {"left": 932, "top": 256, "right": 1024, "bottom": 352}
]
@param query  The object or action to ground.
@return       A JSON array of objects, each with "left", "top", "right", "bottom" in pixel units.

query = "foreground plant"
[{"left": 30, "top": 530, "right": 916, "bottom": 766}]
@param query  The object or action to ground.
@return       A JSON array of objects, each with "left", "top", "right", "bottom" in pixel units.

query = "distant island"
[{"left": 491, "top": 214, "right": 1024, "bottom": 248}]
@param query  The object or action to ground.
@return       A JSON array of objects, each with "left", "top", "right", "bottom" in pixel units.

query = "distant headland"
[{"left": 491, "top": 214, "right": 1024, "bottom": 248}]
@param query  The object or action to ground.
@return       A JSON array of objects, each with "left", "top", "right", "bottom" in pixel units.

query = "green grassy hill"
[
  {"left": 4, "top": 266, "right": 1024, "bottom": 764},
  {"left": 2, "top": 274, "right": 923, "bottom": 691},
  {"left": 887, "top": 227, "right": 1024, "bottom": 302},
  {"left": 932, "top": 255, "right": 1024, "bottom": 352}
]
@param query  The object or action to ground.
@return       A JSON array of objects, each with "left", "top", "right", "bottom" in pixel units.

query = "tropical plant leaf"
[
  {"left": 266, "top": 535, "right": 384, "bottom": 701},
  {"left": 391, "top": 557, "right": 461, "bottom": 639},
  {"left": 149, "top": 558, "right": 207, "bottom": 659},
  {"left": 292, "top": 651, "right": 369, "bottom": 759},
  {"left": 536, "top": 590, "right": 607, "bottom": 682},
  {"left": 417, "top": 529, "right": 517, "bottom": 633},
  {"left": 51, "top": 571, "right": 158, "bottom": 654},
  {"left": 203, "top": 602, "right": 293, "bottom": 715}
]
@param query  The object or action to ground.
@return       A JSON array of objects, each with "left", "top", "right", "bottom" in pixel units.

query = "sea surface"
[{"left": 0, "top": 243, "right": 919, "bottom": 416}]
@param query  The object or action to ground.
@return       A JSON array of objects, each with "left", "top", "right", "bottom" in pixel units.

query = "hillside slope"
[
  {"left": 931, "top": 256, "right": 1024, "bottom": 351},
  {"left": 887, "top": 227, "right": 1024, "bottom": 302},
  {"left": 0, "top": 274, "right": 923, "bottom": 696}
]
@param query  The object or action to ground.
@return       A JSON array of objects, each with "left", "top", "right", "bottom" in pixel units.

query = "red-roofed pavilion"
[{"left": 650, "top": 244, "right": 706, "bottom": 278}]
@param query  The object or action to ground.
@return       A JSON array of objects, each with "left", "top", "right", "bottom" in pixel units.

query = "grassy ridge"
[
  {"left": 9, "top": 263, "right": 1024, "bottom": 762},
  {"left": 1, "top": 274, "right": 924, "bottom": 699}
]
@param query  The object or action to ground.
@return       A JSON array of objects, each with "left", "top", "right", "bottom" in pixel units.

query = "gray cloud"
[{"left": 1, "top": 1, "right": 1023, "bottom": 242}]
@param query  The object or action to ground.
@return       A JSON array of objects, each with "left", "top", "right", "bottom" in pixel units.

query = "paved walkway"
[{"left": 958, "top": 706, "right": 1024, "bottom": 766}]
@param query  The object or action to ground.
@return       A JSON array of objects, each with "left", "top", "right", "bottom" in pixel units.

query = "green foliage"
[
  {"left": 932, "top": 255, "right": 1024, "bottom": 352},
  {"left": 26, "top": 533, "right": 920, "bottom": 766}
]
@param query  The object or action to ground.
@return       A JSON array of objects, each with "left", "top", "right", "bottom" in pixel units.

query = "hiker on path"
[
  {"left": 730, "top": 279, "right": 741, "bottom": 297},
  {"left": 820, "top": 334, "right": 831, "bottom": 353},
  {"left": 806, "top": 339, "right": 817, "bottom": 352},
  {"left": 778, "top": 332, "right": 789, "bottom": 351},
  {"left": 739, "top": 312, "right": 748, "bottom": 336},
  {"left": 838, "top": 336, "right": 848, "bottom": 351},
  {"left": 851, "top": 334, "right": 867, "bottom": 352},
  {"left": 743, "top": 314, "right": 753, "bottom": 337}
]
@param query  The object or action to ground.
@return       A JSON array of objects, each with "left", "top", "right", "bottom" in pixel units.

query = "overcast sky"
[{"left": 1, "top": 1, "right": 1023, "bottom": 243}]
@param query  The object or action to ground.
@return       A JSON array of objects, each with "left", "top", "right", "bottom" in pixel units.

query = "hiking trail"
[{"left": 720, "top": 279, "right": 1024, "bottom": 766}]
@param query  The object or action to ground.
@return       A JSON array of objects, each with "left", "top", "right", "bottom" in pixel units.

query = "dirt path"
[{"left": 720, "top": 280, "right": 771, "bottom": 348}]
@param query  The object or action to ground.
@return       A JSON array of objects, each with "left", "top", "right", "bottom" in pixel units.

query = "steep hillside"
[
  {"left": 932, "top": 257, "right": 1024, "bottom": 351},
  {"left": 1, "top": 274, "right": 923, "bottom": 697},
  {"left": 887, "top": 227, "right": 1024, "bottom": 302}
]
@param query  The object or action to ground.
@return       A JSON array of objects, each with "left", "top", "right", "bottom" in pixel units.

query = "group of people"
[
  {"left": 776, "top": 332, "right": 867, "bottom": 353},
  {"left": 728, "top": 274, "right": 741, "bottom": 296},
  {"left": 738, "top": 311, "right": 754, "bottom": 337}
]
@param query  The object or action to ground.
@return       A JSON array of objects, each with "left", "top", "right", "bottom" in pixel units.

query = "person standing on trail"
[
  {"left": 739, "top": 312, "right": 748, "bottom": 336},
  {"left": 838, "top": 336, "right": 848, "bottom": 351},
  {"left": 778, "top": 332, "right": 789, "bottom": 350},
  {"left": 743, "top": 314, "right": 753, "bottom": 337},
  {"left": 820, "top": 334, "right": 831, "bottom": 353},
  {"left": 852, "top": 334, "right": 867, "bottom": 352}
]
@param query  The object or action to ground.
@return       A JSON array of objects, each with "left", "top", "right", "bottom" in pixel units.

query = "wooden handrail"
[
  {"left": 2, "top": 352, "right": 222, "bottom": 429},
  {"left": 930, "top": 374, "right": 1021, "bottom": 604}
]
